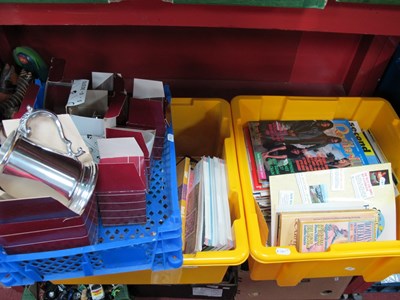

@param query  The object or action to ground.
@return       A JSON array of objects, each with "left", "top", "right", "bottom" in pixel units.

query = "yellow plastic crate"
[
  {"left": 231, "top": 95, "right": 400, "bottom": 286},
  {"left": 54, "top": 98, "right": 248, "bottom": 285}
]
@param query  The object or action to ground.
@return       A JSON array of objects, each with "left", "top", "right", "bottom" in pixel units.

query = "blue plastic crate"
[{"left": 0, "top": 123, "right": 182, "bottom": 287}]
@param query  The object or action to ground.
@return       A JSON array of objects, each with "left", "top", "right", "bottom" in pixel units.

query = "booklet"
[{"left": 269, "top": 162, "right": 396, "bottom": 247}]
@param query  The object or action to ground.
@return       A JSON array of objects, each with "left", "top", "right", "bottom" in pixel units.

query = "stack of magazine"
[
  {"left": 177, "top": 156, "right": 234, "bottom": 254},
  {"left": 244, "top": 119, "right": 398, "bottom": 251}
]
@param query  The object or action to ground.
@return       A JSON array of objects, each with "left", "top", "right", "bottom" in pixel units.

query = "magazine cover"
[
  {"left": 269, "top": 162, "right": 395, "bottom": 247},
  {"left": 243, "top": 126, "right": 270, "bottom": 194},
  {"left": 349, "top": 121, "right": 380, "bottom": 165},
  {"left": 184, "top": 160, "right": 202, "bottom": 254},
  {"left": 247, "top": 120, "right": 369, "bottom": 181},
  {"left": 277, "top": 209, "right": 378, "bottom": 247},
  {"left": 297, "top": 216, "right": 377, "bottom": 253}
]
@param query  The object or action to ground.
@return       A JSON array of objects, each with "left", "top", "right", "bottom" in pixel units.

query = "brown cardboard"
[{"left": 237, "top": 269, "right": 352, "bottom": 300}]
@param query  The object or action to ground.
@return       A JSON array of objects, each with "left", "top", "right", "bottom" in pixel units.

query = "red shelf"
[
  {"left": 0, "top": 0, "right": 399, "bottom": 99},
  {"left": 0, "top": 0, "right": 400, "bottom": 36}
]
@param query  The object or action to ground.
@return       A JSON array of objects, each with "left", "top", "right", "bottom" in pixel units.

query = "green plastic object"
[
  {"left": 336, "top": 0, "right": 400, "bottom": 4},
  {"left": 13, "top": 46, "right": 48, "bottom": 82},
  {"left": 0, "top": 0, "right": 114, "bottom": 2},
  {"left": 22, "top": 286, "right": 37, "bottom": 300},
  {"left": 113, "top": 285, "right": 131, "bottom": 300}
]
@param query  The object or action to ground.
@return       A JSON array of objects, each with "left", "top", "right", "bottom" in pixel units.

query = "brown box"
[{"left": 237, "top": 269, "right": 352, "bottom": 300}]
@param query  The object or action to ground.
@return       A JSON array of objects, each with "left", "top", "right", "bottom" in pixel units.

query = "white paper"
[
  {"left": 214, "top": 157, "right": 226, "bottom": 249},
  {"left": 67, "top": 79, "right": 89, "bottom": 106},
  {"left": 92, "top": 72, "right": 114, "bottom": 91},
  {"left": 331, "top": 168, "right": 345, "bottom": 191},
  {"left": 352, "top": 171, "right": 374, "bottom": 200},
  {"left": 97, "top": 137, "right": 144, "bottom": 159},
  {"left": 71, "top": 115, "right": 105, "bottom": 137},
  {"left": 67, "top": 90, "right": 108, "bottom": 118},
  {"left": 142, "top": 130, "right": 156, "bottom": 153},
  {"left": 192, "top": 287, "right": 223, "bottom": 298},
  {"left": 83, "top": 90, "right": 108, "bottom": 110},
  {"left": 81, "top": 134, "right": 102, "bottom": 164},
  {"left": 107, "top": 127, "right": 156, "bottom": 155},
  {"left": 132, "top": 78, "right": 164, "bottom": 99},
  {"left": 278, "top": 191, "right": 294, "bottom": 206},
  {"left": 295, "top": 173, "right": 312, "bottom": 204},
  {"left": 202, "top": 158, "right": 213, "bottom": 248},
  {"left": 194, "top": 161, "right": 204, "bottom": 253}
]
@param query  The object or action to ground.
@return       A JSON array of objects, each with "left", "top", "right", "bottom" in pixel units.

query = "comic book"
[{"left": 247, "top": 120, "right": 370, "bottom": 182}]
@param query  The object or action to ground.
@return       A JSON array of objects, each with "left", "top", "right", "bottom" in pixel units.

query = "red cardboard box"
[
  {"left": 127, "top": 79, "right": 167, "bottom": 160},
  {"left": 96, "top": 190, "right": 147, "bottom": 226},
  {"left": 96, "top": 191, "right": 147, "bottom": 226},
  {"left": 96, "top": 190, "right": 146, "bottom": 204},
  {"left": 0, "top": 195, "right": 98, "bottom": 254},
  {"left": 98, "top": 209, "right": 146, "bottom": 218},
  {"left": 98, "top": 202, "right": 146, "bottom": 211},
  {"left": 3, "top": 216, "right": 97, "bottom": 255},
  {"left": 96, "top": 137, "right": 147, "bottom": 193},
  {"left": 105, "top": 127, "right": 154, "bottom": 180},
  {"left": 97, "top": 191, "right": 146, "bottom": 204},
  {"left": 101, "top": 215, "right": 147, "bottom": 226},
  {"left": 127, "top": 100, "right": 165, "bottom": 160},
  {"left": 95, "top": 136, "right": 148, "bottom": 226},
  {"left": 128, "top": 98, "right": 166, "bottom": 136}
]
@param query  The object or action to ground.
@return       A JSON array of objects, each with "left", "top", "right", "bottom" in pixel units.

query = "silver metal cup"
[{"left": 0, "top": 106, "right": 98, "bottom": 214}]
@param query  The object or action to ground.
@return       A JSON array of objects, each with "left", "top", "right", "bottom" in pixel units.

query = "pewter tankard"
[{"left": 0, "top": 106, "right": 98, "bottom": 214}]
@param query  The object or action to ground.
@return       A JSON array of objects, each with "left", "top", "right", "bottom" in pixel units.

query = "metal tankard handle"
[{"left": 17, "top": 106, "right": 85, "bottom": 159}]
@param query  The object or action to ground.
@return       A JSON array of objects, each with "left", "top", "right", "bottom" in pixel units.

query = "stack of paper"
[
  {"left": 270, "top": 162, "right": 397, "bottom": 248},
  {"left": 182, "top": 156, "right": 234, "bottom": 254}
]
